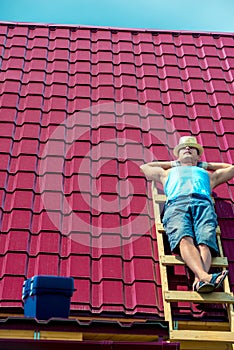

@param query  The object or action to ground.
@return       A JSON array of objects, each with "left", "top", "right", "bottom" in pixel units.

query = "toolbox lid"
[{"left": 22, "top": 275, "right": 75, "bottom": 299}]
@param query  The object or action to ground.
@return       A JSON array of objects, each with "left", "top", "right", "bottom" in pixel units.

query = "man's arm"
[
  {"left": 140, "top": 160, "right": 181, "bottom": 170},
  {"left": 206, "top": 162, "right": 234, "bottom": 171},
  {"left": 141, "top": 161, "right": 172, "bottom": 169},
  {"left": 208, "top": 162, "right": 234, "bottom": 189},
  {"left": 140, "top": 163, "right": 167, "bottom": 183}
]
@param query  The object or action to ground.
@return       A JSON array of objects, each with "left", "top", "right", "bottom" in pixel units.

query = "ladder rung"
[
  {"left": 156, "top": 223, "right": 165, "bottom": 233},
  {"left": 153, "top": 194, "right": 167, "bottom": 203},
  {"left": 165, "top": 291, "right": 234, "bottom": 304},
  {"left": 161, "top": 255, "right": 228, "bottom": 268},
  {"left": 170, "top": 329, "right": 234, "bottom": 342},
  {"left": 177, "top": 320, "right": 230, "bottom": 331}
]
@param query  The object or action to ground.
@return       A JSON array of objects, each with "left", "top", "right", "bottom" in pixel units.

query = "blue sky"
[{"left": 0, "top": 0, "right": 234, "bottom": 32}]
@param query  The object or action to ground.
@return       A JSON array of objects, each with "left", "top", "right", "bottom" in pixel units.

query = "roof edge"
[{"left": 0, "top": 20, "right": 234, "bottom": 37}]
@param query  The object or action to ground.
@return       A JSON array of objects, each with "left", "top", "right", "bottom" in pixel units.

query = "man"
[{"left": 140, "top": 136, "right": 234, "bottom": 293}]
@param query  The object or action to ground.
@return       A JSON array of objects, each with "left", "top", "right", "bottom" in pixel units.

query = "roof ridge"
[{"left": 0, "top": 20, "right": 234, "bottom": 37}]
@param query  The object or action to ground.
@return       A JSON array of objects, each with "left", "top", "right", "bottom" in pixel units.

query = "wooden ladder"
[{"left": 152, "top": 182, "right": 234, "bottom": 350}]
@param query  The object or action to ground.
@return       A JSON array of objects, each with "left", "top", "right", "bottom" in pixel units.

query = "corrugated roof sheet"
[{"left": 0, "top": 22, "right": 234, "bottom": 320}]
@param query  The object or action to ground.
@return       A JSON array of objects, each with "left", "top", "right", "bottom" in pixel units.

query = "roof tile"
[{"left": 27, "top": 255, "right": 60, "bottom": 276}]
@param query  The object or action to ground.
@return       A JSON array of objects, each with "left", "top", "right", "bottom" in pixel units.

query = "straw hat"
[{"left": 173, "top": 136, "right": 204, "bottom": 157}]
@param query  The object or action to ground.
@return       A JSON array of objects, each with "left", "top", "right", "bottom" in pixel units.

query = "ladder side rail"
[
  {"left": 151, "top": 182, "right": 173, "bottom": 331},
  {"left": 216, "top": 220, "right": 234, "bottom": 335}
]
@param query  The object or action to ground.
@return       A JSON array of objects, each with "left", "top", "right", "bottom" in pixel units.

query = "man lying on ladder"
[{"left": 140, "top": 136, "right": 234, "bottom": 294}]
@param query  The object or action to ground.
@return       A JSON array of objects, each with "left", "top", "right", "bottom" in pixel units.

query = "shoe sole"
[
  {"left": 215, "top": 270, "right": 229, "bottom": 289},
  {"left": 196, "top": 282, "right": 214, "bottom": 294}
]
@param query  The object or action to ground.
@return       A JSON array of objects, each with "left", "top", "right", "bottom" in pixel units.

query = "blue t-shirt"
[{"left": 164, "top": 166, "right": 211, "bottom": 201}]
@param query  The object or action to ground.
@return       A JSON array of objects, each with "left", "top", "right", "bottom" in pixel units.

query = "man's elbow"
[
  {"left": 140, "top": 164, "right": 148, "bottom": 173},
  {"left": 222, "top": 165, "right": 234, "bottom": 183},
  {"left": 228, "top": 164, "right": 234, "bottom": 175},
  {"left": 230, "top": 165, "right": 234, "bottom": 178},
  {"left": 140, "top": 164, "right": 153, "bottom": 180}
]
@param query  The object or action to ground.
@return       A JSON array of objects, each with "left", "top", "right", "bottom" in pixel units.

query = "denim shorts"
[{"left": 162, "top": 195, "right": 218, "bottom": 256}]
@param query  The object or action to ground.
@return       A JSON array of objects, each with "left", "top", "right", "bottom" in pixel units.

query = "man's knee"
[
  {"left": 178, "top": 236, "right": 196, "bottom": 254},
  {"left": 179, "top": 236, "right": 194, "bottom": 247},
  {"left": 197, "top": 243, "right": 210, "bottom": 252}
]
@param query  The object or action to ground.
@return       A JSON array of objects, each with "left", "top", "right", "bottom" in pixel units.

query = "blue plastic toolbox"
[{"left": 22, "top": 275, "right": 74, "bottom": 320}]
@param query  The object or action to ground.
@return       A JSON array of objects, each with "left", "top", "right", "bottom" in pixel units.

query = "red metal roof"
[{"left": 0, "top": 22, "right": 234, "bottom": 320}]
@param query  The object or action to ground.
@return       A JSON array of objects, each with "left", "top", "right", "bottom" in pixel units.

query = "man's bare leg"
[
  {"left": 193, "top": 244, "right": 212, "bottom": 289},
  {"left": 179, "top": 237, "right": 226, "bottom": 288},
  {"left": 197, "top": 244, "right": 212, "bottom": 272},
  {"left": 179, "top": 237, "right": 211, "bottom": 285},
  {"left": 197, "top": 244, "right": 226, "bottom": 286}
]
